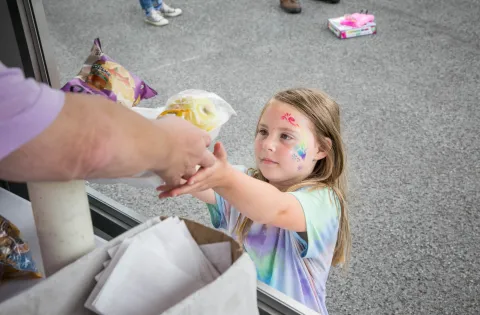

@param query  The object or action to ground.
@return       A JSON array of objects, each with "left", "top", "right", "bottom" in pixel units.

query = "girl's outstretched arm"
[
  {"left": 158, "top": 178, "right": 216, "bottom": 204},
  {"left": 214, "top": 166, "right": 306, "bottom": 232},
  {"left": 191, "top": 189, "right": 216, "bottom": 205}
]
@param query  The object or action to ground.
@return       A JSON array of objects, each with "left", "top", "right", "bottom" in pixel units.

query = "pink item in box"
[{"left": 340, "top": 13, "right": 375, "bottom": 28}]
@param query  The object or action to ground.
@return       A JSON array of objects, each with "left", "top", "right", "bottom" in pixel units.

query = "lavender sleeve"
[{"left": 0, "top": 63, "right": 65, "bottom": 160}]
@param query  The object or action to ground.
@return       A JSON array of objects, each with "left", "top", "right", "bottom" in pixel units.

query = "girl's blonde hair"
[{"left": 234, "top": 88, "right": 351, "bottom": 267}]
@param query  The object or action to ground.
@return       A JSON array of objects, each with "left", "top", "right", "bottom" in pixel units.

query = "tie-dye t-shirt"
[{"left": 206, "top": 166, "right": 340, "bottom": 314}]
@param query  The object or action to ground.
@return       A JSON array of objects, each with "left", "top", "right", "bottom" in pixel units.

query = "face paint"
[
  {"left": 294, "top": 141, "right": 307, "bottom": 160},
  {"left": 291, "top": 152, "right": 301, "bottom": 162},
  {"left": 281, "top": 113, "right": 307, "bottom": 161},
  {"left": 281, "top": 113, "right": 299, "bottom": 127},
  {"left": 283, "top": 112, "right": 307, "bottom": 163},
  {"left": 291, "top": 141, "right": 307, "bottom": 171}
]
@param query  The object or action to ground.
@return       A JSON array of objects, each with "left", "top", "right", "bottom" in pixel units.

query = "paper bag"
[{"left": 0, "top": 217, "right": 258, "bottom": 315}]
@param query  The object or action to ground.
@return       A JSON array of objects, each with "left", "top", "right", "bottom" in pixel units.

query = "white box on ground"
[{"left": 328, "top": 16, "right": 377, "bottom": 39}]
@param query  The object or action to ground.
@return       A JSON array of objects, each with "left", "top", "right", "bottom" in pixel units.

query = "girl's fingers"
[
  {"left": 214, "top": 142, "right": 228, "bottom": 160},
  {"left": 158, "top": 191, "right": 171, "bottom": 198},
  {"left": 160, "top": 182, "right": 208, "bottom": 198},
  {"left": 157, "top": 177, "right": 188, "bottom": 191},
  {"left": 156, "top": 185, "right": 170, "bottom": 191},
  {"left": 169, "top": 185, "right": 195, "bottom": 196},
  {"left": 158, "top": 186, "right": 188, "bottom": 198},
  {"left": 158, "top": 187, "right": 182, "bottom": 198},
  {"left": 187, "top": 167, "right": 215, "bottom": 185}
]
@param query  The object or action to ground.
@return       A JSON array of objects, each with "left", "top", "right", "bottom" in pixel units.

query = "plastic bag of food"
[
  {"left": 61, "top": 38, "right": 157, "bottom": 107},
  {"left": 160, "top": 89, "right": 236, "bottom": 131},
  {"left": 88, "top": 90, "right": 236, "bottom": 188},
  {"left": 0, "top": 215, "right": 41, "bottom": 281}
]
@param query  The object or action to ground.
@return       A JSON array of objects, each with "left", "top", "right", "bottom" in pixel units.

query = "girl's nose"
[{"left": 262, "top": 136, "right": 276, "bottom": 152}]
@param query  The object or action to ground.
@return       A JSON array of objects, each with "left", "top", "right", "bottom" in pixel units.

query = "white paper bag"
[
  {"left": 0, "top": 217, "right": 258, "bottom": 315},
  {"left": 89, "top": 238, "right": 207, "bottom": 315}
]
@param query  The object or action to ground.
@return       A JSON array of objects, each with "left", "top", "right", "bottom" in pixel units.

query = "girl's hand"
[{"left": 157, "top": 142, "right": 231, "bottom": 198}]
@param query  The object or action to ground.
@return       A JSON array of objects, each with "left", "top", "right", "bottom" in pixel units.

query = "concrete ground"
[{"left": 43, "top": 0, "right": 480, "bottom": 313}]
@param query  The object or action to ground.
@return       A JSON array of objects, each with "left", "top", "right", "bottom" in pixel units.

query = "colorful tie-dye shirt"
[{"left": 206, "top": 166, "right": 340, "bottom": 314}]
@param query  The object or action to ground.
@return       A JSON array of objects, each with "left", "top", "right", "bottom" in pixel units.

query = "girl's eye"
[
  {"left": 258, "top": 129, "right": 268, "bottom": 136},
  {"left": 281, "top": 133, "right": 293, "bottom": 140}
]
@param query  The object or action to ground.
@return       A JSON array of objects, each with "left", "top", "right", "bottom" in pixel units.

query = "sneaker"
[
  {"left": 158, "top": 3, "right": 182, "bottom": 17},
  {"left": 280, "top": 0, "right": 302, "bottom": 14},
  {"left": 145, "top": 10, "right": 169, "bottom": 26}
]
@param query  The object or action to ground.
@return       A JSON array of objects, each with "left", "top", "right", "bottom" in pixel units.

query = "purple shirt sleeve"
[{"left": 0, "top": 63, "right": 65, "bottom": 160}]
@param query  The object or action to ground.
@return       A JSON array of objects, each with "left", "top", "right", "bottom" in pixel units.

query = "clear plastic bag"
[
  {"left": 61, "top": 38, "right": 157, "bottom": 107},
  {"left": 0, "top": 215, "right": 41, "bottom": 282},
  {"left": 160, "top": 89, "right": 236, "bottom": 132},
  {"left": 89, "top": 90, "right": 236, "bottom": 188}
]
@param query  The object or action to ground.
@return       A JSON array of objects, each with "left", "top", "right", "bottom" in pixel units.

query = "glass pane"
[
  {"left": 40, "top": 0, "right": 344, "bottom": 314},
  {"left": 6, "top": 0, "right": 480, "bottom": 314}
]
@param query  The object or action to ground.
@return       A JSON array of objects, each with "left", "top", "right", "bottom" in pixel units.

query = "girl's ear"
[{"left": 314, "top": 138, "right": 332, "bottom": 161}]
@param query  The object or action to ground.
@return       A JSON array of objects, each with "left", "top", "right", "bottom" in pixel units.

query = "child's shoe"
[
  {"left": 145, "top": 10, "right": 169, "bottom": 26},
  {"left": 158, "top": 3, "right": 182, "bottom": 17}
]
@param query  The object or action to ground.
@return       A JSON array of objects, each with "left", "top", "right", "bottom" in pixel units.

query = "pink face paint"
[{"left": 281, "top": 113, "right": 299, "bottom": 127}]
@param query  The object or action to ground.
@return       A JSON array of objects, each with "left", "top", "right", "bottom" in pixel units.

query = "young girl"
[{"left": 158, "top": 88, "right": 351, "bottom": 314}]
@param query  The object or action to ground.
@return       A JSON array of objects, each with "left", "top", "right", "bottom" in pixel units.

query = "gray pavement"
[{"left": 43, "top": 0, "right": 480, "bottom": 313}]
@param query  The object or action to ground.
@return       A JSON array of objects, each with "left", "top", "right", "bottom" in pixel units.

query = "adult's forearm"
[{"left": 0, "top": 93, "right": 169, "bottom": 182}]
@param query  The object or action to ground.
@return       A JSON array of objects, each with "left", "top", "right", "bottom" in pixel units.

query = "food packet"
[
  {"left": 61, "top": 38, "right": 157, "bottom": 107},
  {"left": 159, "top": 89, "right": 236, "bottom": 131},
  {"left": 0, "top": 215, "right": 41, "bottom": 281},
  {"left": 88, "top": 90, "right": 236, "bottom": 188}
]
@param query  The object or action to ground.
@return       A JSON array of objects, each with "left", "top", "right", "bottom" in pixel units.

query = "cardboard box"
[
  {"left": 0, "top": 217, "right": 259, "bottom": 315},
  {"left": 328, "top": 16, "right": 377, "bottom": 39}
]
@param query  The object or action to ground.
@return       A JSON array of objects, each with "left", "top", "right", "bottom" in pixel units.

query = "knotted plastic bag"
[
  {"left": 61, "top": 38, "right": 157, "bottom": 107},
  {"left": 0, "top": 215, "right": 41, "bottom": 281}
]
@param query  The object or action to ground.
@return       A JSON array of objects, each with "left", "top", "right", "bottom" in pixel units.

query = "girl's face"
[{"left": 254, "top": 100, "right": 327, "bottom": 189}]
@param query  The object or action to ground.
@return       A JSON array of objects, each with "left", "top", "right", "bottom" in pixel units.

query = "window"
[{"left": 1, "top": 0, "right": 319, "bottom": 314}]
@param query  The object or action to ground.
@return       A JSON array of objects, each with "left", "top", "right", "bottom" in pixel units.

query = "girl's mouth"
[{"left": 261, "top": 158, "right": 278, "bottom": 165}]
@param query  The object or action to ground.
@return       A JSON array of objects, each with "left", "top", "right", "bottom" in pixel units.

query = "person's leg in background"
[
  {"left": 153, "top": 0, "right": 182, "bottom": 18},
  {"left": 315, "top": 0, "right": 340, "bottom": 3},
  {"left": 280, "top": 0, "right": 302, "bottom": 14},
  {"left": 139, "top": 0, "right": 169, "bottom": 26},
  {"left": 280, "top": 0, "right": 340, "bottom": 14}
]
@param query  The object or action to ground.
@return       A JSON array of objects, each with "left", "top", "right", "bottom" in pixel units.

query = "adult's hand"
[
  {"left": 153, "top": 116, "right": 215, "bottom": 186},
  {"left": 0, "top": 92, "right": 214, "bottom": 183}
]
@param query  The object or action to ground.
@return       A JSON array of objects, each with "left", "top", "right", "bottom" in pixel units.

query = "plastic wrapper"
[
  {"left": 0, "top": 215, "right": 41, "bottom": 281},
  {"left": 89, "top": 89, "right": 236, "bottom": 188},
  {"left": 160, "top": 89, "right": 234, "bottom": 131},
  {"left": 61, "top": 38, "right": 157, "bottom": 107}
]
